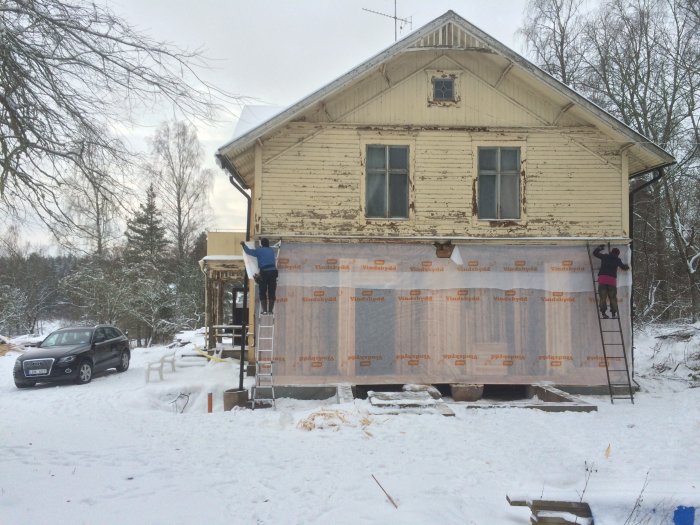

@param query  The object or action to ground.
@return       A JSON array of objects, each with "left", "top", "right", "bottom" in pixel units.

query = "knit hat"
[{"left": 611, "top": 248, "right": 620, "bottom": 256}]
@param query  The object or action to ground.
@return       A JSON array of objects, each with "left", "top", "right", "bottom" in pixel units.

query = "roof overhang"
[
  {"left": 199, "top": 255, "right": 246, "bottom": 281},
  {"left": 217, "top": 10, "right": 675, "bottom": 180}
]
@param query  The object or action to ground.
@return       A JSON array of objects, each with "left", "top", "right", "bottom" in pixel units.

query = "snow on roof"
[
  {"left": 232, "top": 105, "right": 284, "bottom": 140},
  {"left": 200, "top": 255, "right": 244, "bottom": 261}
]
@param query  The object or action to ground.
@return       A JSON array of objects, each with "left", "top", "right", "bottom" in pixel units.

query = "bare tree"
[
  {"left": 60, "top": 257, "right": 134, "bottom": 325},
  {"left": 148, "top": 120, "right": 212, "bottom": 262},
  {"left": 0, "top": 0, "right": 232, "bottom": 231},
  {"left": 521, "top": 0, "right": 700, "bottom": 322},
  {"left": 50, "top": 166, "right": 125, "bottom": 257},
  {"left": 0, "top": 225, "right": 59, "bottom": 334},
  {"left": 518, "top": 0, "right": 588, "bottom": 88}
]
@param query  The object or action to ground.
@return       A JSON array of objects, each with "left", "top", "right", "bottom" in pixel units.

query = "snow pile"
[
  {"left": 635, "top": 323, "right": 700, "bottom": 388},
  {"left": 0, "top": 326, "right": 698, "bottom": 525}
]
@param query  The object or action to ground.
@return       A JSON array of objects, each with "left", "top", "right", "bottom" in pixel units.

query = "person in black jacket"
[{"left": 593, "top": 245, "right": 630, "bottom": 318}]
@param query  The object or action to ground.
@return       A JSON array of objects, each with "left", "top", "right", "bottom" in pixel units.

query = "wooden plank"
[
  {"left": 507, "top": 496, "right": 593, "bottom": 518},
  {"left": 369, "top": 391, "right": 439, "bottom": 406},
  {"left": 367, "top": 390, "right": 455, "bottom": 416}
]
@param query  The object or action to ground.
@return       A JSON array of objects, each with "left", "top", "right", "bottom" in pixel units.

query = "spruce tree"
[{"left": 125, "top": 185, "right": 169, "bottom": 263}]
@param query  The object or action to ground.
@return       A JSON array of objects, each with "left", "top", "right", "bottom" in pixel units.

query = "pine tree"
[{"left": 125, "top": 185, "right": 169, "bottom": 263}]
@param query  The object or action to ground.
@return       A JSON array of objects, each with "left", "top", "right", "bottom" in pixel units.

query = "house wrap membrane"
[{"left": 263, "top": 243, "right": 631, "bottom": 386}]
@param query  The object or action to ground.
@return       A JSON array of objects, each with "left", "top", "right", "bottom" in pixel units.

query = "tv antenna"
[{"left": 362, "top": 1, "right": 412, "bottom": 41}]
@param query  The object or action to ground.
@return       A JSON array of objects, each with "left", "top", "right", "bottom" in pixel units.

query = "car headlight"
[{"left": 58, "top": 356, "right": 77, "bottom": 364}]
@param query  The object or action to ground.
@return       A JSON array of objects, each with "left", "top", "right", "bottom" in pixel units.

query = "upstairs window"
[
  {"left": 366, "top": 145, "right": 409, "bottom": 219},
  {"left": 432, "top": 78, "right": 455, "bottom": 101},
  {"left": 478, "top": 147, "right": 521, "bottom": 220}
]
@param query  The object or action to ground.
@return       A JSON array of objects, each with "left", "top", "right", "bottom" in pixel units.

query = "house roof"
[{"left": 217, "top": 10, "right": 675, "bottom": 182}]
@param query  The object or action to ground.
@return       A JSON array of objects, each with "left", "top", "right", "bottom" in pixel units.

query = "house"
[
  {"left": 215, "top": 11, "right": 675, "bottom": 389},
  {"left": 199, "top": 231, "right": 247, "bottom": 352}
]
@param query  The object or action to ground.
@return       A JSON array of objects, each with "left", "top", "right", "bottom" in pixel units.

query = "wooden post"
[{"left": 207, "top": 392, "right": 213, "bottom": 413}]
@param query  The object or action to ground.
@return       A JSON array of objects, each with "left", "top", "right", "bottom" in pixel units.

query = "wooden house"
[
  {"left": 199, "top": 231, "right": 247, "bottom": 352},
  {"left": 215, "top": 11, "right": 674, "bottom": 388}
]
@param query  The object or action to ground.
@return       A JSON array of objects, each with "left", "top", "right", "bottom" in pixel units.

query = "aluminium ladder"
[
  {"left": 587, "top": 244, "right": 634, "bottom": 403},
  {"left": 251, "top": 313, "right": 275, "bottom": 409}
]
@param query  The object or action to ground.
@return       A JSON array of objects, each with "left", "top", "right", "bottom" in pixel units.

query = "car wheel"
[
  {"left": 75, "top": 360, "right": 93, "bottom": 384},
  {"left": 116, "top": 350, "right": 130, "bottom": 372},
  {"left": 14, "top": 379, "right": 36, "bottom": 389}
]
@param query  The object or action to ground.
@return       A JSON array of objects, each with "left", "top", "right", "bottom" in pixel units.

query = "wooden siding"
[
  {"left": 231, "top": 48, "right": 631, "bottom": 240},
  {"left": 306, "top": 52, "right": 444, "bottom": 125},
  {"left": 344, "top": 61, "right": 543, "bottom": 127},
  {"left": 320, "top": 52, "right": 555, "bottom": 128},
  {"left": 206, "top": 231, "right": 246, "bottom": 256},
  {"left": 409, "top": 21, "right": 492, "bottom": 51},
  {"left": 258, "top": 123, "right": 625, "bottom": 238}
]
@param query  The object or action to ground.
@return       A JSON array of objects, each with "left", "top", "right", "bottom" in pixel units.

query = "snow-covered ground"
[{"left": 1, "top": 325, "right": 698, "bottom": 525}]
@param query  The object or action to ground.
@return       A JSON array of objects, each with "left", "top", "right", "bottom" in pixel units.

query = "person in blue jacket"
[{"left": 241, "top": 238, "right": 278, "bottom": 315}]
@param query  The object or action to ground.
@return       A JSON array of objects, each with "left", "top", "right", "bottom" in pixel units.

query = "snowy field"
[{"left": 1, "top": 325, "right": 698, "bottom": 525}]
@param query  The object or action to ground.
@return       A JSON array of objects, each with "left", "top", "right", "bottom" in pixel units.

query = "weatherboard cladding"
[
  {"left": 250, "top": 43, "right": 627, "bottom": 238},
  {"left": 260, "top": 123, "right": 622, "bottom": 238}
]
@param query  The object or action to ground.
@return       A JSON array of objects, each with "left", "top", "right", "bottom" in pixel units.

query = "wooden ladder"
[
  {"left": 251, "top": 313, "right": 275, "bottom": 409},
  {"left": 587, "top": 244, "right": 634, "bottom": 403}
]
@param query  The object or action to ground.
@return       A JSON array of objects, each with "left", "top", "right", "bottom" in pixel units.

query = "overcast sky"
[{"left": 106, "top": 0, "right": 532, "bottom": 233}]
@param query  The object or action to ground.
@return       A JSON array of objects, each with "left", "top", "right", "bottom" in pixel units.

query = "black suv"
[{"left": 13, "top": 325, "right": 130, "bottom": 388}]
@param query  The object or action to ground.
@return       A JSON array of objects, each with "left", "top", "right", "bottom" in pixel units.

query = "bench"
[
  {"left": 507, "top": 496, "right": 594, "bottom": 524},
  {"left": 194, "top": 346, "right": 228, "bottom": 363},
  {"left": 146, "top": 350, "right": 177, "bottom": 382}
]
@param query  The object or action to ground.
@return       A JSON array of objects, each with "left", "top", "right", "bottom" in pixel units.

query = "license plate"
[{"left": 28, "top": 369, "right": 47, "bottom": 375}]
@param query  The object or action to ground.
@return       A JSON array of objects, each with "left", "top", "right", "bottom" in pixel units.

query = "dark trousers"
[
  {"left": 598, "top": 284, "right": 619, "bottom": 315},
  {"left": 258, "top": 269, "right": 278, "bottom": 312}
]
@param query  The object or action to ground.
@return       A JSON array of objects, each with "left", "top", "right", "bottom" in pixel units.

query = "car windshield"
[{"left": 41, "top": 329, "right": 93, "bottom": 347}]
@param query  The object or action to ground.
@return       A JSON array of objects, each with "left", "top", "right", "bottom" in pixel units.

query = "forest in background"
[{"left": 0, "top": 120, "right": 212, "bottom": 345}]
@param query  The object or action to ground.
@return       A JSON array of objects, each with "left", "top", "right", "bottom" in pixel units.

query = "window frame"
[
  {"left": 426, "top": 70, "right": 462, "bottom": 106},
  {"left": 432, "top": 77, "right": 455, "bottom": 102},
  {"left": 475, "top": 145, "right": 525, "bottom": 222},
  {"left": 364, "top": 144, "right": 410, "bottom": 220},
  {"left": 93, "top": 328, "right": 107, "bottom": 343}
]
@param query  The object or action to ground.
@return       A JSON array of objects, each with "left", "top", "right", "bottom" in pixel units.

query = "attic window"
[
  {"left": 433, "top": 78, "right": 454, "bottom": 101},
  {"left": 427, "top": 71, "right": 461, "bottom": 105}
]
